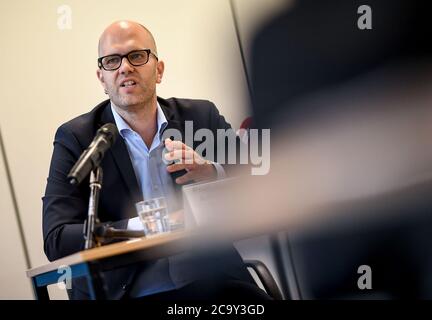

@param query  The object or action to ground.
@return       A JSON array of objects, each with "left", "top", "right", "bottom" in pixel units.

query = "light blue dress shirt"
[
  {"left": 111, "top": 103, "right": 180, "bottom": 211},
  {"left": 111, "top": 103, "right": 180, "bottom": 297},
  {"left": 110, "top": 102, "right": 225, "bottom": 297}
]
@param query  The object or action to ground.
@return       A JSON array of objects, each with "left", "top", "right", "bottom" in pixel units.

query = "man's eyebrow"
[{"left": 100, "top": 48, "right": 147, "bottom": 57}]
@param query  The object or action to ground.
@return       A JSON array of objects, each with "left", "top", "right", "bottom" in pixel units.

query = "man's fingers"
[
  {"left": 165, "top": 139, "right": 190, "bottom": 152},
  {"left": 175, "top": 171, "right": 195, "bottom": 184},
  {"left": 167, "top": 163, "right": 194, "bottom": 173},
  {"left": 164, "top": 149, "right": 195, "bottom": 163},
  {"left": 164, "top": 139, "right": 207, "bottom": 165}
]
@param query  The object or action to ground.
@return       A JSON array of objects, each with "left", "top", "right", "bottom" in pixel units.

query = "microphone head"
[
  {"left": 67, "top": 123, "right": 118, "bottom": 186},
  {"left": 97, "top": 123, "right": 118, "bottom": 146}
]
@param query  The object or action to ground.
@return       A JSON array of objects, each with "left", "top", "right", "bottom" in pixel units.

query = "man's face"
[{"left": 97, "top": 23, "right": 164, "bottom": 109}]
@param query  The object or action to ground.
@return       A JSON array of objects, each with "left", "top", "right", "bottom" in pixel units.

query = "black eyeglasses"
[{"left": 98, "top": 49, "right": 158, "bottom": 71}]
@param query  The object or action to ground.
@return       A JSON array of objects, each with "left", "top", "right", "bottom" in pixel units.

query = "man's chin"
[{"left": 113, "top": 95, "right": 147, "bottom": 109}]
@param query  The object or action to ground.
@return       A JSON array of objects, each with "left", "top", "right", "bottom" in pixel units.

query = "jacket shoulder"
[
  {"left": 161, "top": 96, "right": 217, "bottom": 112},
  {"left": 158, "top": 96, "right": 220, "bottom": 124},
  {"left": 56, "top": 100, "right": 110, "bottom": 144}
]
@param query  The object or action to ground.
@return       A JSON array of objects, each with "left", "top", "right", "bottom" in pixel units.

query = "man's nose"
[{"left": 119, "top": 56, "right": 134, "bottom": 74}]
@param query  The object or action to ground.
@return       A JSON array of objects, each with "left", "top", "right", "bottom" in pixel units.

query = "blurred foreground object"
[{"left": 187, "top": 0, "right": 432, "bottom": 298}]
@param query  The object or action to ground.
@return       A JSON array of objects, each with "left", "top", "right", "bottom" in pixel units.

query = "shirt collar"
[{"left": 110, "top": 101, "right": 168, "bottom": 139}]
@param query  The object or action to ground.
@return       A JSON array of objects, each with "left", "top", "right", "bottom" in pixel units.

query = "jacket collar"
[{"left": 96, "top": 97, "right": 184, "bottom": 202}]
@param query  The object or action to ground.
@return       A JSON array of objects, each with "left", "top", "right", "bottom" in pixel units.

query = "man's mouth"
[{"left": 120, "top": 80, "right": 136, "bottom": 87}]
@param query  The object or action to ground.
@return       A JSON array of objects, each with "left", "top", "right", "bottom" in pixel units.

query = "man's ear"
[
  {"left": 96, "top": 69, "right": 107, "bottom": 91},
  {"left": 156, "top": 60, "right": 164, "bottom": 84}
]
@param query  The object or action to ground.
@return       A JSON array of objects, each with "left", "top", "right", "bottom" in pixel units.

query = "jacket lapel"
[
  {"left": 97, "top": 97, "right": 186, "bottom": 200},
  {"left": 98, "top": 101, "right": 142, "bottom": 204},
  {"left": 158, "top": 97, "right": 187, "bottom": 192}
]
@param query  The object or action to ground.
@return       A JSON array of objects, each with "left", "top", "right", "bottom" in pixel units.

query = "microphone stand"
[
  {"left": 83, "top": 166, "right": 145, "bottom": 250},
  {"left": 84, "top": 166, "right": 103, "bottom": 249}
]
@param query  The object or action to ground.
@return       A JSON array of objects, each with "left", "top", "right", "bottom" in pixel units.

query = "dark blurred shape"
[
  {"left": 249, "top": 0, "right": 432, "bottom": 299},
  {"left": 290, "top": 178, "right": 432, "bottom": 299},
  {"left": 251, "top": 0, "right": 432, "bottom": 131}
]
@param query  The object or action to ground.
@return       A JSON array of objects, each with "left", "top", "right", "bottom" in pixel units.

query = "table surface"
[{"left": 26, "top": 230, "right": 188, "bottom": 278}]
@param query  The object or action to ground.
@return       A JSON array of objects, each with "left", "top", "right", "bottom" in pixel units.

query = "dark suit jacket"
[{"left": 43, "top": 97, "right": 253, "bottom": 299}]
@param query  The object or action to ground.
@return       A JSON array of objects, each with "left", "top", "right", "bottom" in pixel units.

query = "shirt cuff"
[
  {"left": 211, "top": 162, "right": 226, "bottom": 179},
  {"left": 127, "top": 217, "right": 144, "bottom": 231}
]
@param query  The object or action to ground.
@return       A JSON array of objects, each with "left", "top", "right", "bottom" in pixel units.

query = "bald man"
[
  {"left": 42, "top": 21, "right": 268, "bottom": 300},
  {"left": 97, "top": 21, "right": 217, "bottom": 183}
]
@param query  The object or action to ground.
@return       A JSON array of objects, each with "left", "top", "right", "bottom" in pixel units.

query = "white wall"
[
  {"left": 0, "top": 0, "right": 290, "bottom": 299},
  {"left": 0, "top": 133, "right": 33, "bottom": 299}
]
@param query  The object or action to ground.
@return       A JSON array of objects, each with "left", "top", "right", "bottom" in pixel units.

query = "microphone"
[{"left": 67, "top": 123, "right": 118, "bottom": 186}]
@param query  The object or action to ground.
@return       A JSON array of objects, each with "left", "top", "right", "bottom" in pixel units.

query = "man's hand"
[{"left": 164, "top": 139, "right": 217, "bottom": 184}]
